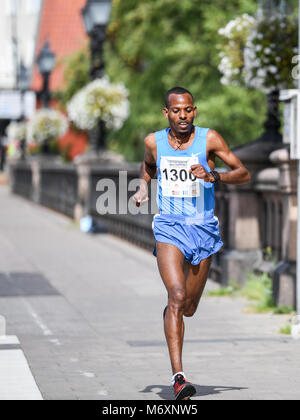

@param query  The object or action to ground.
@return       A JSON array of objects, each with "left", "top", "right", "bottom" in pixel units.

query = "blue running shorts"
[{"left": 152, "top": 214, "right": 223, "bottom": 265}]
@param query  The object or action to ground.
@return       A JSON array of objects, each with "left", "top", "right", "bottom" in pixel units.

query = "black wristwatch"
[{"left": 210, "top": 170, "right": 220, "bottom": 184}]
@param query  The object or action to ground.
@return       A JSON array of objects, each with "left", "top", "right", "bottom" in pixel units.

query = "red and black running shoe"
[{"left": 173, "top": 374, "right": 196, "bottom": 400}]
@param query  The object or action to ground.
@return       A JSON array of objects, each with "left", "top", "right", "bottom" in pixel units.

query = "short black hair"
[{"left": 164, "top": 87, "right": 194, "bottom": 108}]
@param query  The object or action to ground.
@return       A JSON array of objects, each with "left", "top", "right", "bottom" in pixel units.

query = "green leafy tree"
[
  {"left": 104, "top": 0, "right": 269, "bottom": 161},
  {"left": 58, "top": 0, "right": 297, "bottom": 162},
  {"left": 55, "top": 43, "right": 90, "bottom": 108}
]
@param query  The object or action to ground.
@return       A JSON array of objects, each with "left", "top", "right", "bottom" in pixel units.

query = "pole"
[
  {"left": 42, "top": 73, "right": 50, "bottom": 108},
  {"left": 296, "top": 0, "right": 300, "bottom": 324},
  {"left": 297, "top": 161, "right": 300, "bottom": 318}
]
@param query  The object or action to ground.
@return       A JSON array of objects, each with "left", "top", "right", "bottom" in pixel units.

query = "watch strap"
[{"left": 210, "top": 170, "right": 220, "bottom": 184}]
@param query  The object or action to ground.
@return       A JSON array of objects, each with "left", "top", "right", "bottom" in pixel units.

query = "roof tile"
[{"left": 31, "top": 0, "right": 88, "bottom": 91}]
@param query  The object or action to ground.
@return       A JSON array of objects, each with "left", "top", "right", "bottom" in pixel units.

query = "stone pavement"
[{"left": 0, "top": 184, "right": 299, "bottom": 400}]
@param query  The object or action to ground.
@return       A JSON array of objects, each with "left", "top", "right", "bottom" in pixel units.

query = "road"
[{"left": 0, "top": 185, "right": 299, "bottom": 400}]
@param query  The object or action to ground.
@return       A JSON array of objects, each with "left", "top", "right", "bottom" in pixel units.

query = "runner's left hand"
[{"left": 190, "top": 164, "right": 214, "bottom": 182}]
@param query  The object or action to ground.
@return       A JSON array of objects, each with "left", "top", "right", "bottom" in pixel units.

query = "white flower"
[
  {"left": 268, "top": 66, "right": 278, "bottom": 74},
  {"left": 6, "top": 121, "right": 27, "bottom": 141},
  {"left": 67, "top": 76, "right": 130, "bottom": 131},
  {"left": 27, "top": 109, "right": 68, "bottom": 144},
  {"left": 257, "top": 68, "right": 266, "bottom": 78},
  {"left": 219, "top": 13, "right": 297, "bottom": 93}
]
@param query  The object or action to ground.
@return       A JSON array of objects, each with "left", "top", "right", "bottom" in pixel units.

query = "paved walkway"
[{"left": 0, "top": 185, "right": 299, "bottom": 400}]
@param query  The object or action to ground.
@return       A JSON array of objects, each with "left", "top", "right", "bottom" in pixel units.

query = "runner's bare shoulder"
[
  {"left": 144, "top": 133, "right": 157, "bottom": 163},
  {"left": 144, "top": 132, "right": 156, "bottom": 151}
]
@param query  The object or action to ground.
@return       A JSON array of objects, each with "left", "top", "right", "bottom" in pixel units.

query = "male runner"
[{"left": 133, "top": 87, "right": 251, "bottom": 400}]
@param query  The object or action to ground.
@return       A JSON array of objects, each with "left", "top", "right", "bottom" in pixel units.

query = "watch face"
[{"left": 211, "top": 171, "right": 219, "bottom": 183}]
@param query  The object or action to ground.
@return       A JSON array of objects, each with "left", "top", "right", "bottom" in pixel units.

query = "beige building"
[{"left": 0, "top": 0, "right": 42, "bottom": 89}]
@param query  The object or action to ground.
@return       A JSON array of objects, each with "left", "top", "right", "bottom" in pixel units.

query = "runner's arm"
[
  {"left": 207, "top": 129, "right": 250, "bottom": 184},
  {"left": 140, "top": 133, "right": 157, "bottom": 185},
  {"left": 133, "top": 133, "right": 157, "bottom": 206}
]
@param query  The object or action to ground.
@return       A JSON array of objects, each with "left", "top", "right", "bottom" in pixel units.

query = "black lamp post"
[
  {"left": 81, "top": 0, "right": 112, "bottom": 80},
  {"left": 232, "top": 0, "right": 291, "bottom": 168},
  {"left": 257, "top": 0, "right": 289, "bottom": 18},
  {"left": 18, "top": 60, "right": 28, "bottom": 159},
  {"left": 81, "top": 0, "right": 112, "bottom": 154},
  {"left": 254, "top": 0, "right": 290, "bottom": 144},
  {"left": 18, "top": 60, "right": 28, "bottom": 117},
  {"left": 37, "top": 40, "right": 56, "bottom": 108}
]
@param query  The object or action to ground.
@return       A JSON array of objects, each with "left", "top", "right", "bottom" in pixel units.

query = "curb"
[{"left": 0, "top": 335, "right": 43, "bottom": 400}]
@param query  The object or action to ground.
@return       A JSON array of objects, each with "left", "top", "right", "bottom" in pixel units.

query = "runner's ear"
[{"left": 162, "top": 108, "right": 169, "bottom": 120}]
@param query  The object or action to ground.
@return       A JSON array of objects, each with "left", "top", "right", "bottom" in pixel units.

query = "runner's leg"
[
  {"left": 183, "top": 255, "right": 213, "bottom": 317},
  {"left": 156, "top": 242, "right": 186, "bottom": 375}
]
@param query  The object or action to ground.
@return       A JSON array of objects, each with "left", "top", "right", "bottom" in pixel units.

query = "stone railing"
[{"left": 7, "top": 145, "right": 297, "bottom": 307}]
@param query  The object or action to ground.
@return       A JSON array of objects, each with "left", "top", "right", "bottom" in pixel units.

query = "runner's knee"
[
  {"left": 183, "top": 299, "right": 197, "bottom": 317},
  {"left": 168, "top": 288, "right": 186, "bottom": 311}
]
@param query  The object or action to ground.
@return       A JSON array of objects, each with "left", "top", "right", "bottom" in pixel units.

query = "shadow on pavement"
[{"left": 140, "top": 384, "right": 248, "bottom": 400}]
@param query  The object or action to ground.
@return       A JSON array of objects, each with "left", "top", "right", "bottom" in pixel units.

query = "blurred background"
[
  {"left": 0, "top": 0, "right": 300, "bottom": 400},
  {"left": 1, "top": 0, "right": 299, "bottom": 306}
]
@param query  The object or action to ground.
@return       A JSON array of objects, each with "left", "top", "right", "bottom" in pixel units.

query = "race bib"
[{"left": 160, "top": 155, "right": 200, "bottom": 198}]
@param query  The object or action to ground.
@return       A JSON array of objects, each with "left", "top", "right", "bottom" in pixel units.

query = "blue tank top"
[{"left": 155, "top": 126, "right": 215, "bottom": 222}]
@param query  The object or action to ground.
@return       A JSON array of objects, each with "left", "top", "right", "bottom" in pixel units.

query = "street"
[{"left": 0, "top": 185, "right": 299, "bottom": 400}]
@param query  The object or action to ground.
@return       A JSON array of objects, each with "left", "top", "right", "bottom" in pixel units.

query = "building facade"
[{"left": 0, "top": 0, "right": 42, "bottom": 90}]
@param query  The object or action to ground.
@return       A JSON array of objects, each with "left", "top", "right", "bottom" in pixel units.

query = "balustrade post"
[
  {"left": 269, "top": 147, "right": 297, "bottom": 307},
  {"left": 220, "top": 183, "right": 263, "bottom": 286}
]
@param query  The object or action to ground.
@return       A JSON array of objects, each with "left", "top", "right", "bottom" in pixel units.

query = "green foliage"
[
  {"left": 48, "top": 139, "right": 60, "bottom": 155},
  {"left": 56, "top": 44, "right": 90, "bottom": 108},
  {"left": 273, "top": 306, "right": 294, "bottom": 315},
  {"left": 207, "top": 280, "right": 241, "bottom": 297},
  {"left": 241, "top": 271, "right": 275, "bottom": 311},
  {"left": 208, "top": 270, "right": 295, "bottom": 315},
  {"left": 104, "top": 0, "right": 268, "bottom": 161},
  {"left": 279, "top": 324, "right": 291, "bottom": 335}
]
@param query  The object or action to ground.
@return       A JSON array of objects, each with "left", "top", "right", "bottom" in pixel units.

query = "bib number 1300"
[
  {"left": 160, "top": 156, "right": 200, "bottom": 197},
  {"left": 162, "top": 168, "right": 197, "bottom": 182}
]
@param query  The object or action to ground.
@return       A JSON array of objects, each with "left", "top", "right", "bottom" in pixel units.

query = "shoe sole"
[{"left": 175, "top": 384, "right": 196, "bottom": 400}]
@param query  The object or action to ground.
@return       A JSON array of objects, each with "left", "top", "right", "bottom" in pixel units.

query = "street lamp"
[
  {"left": 19, "top": 62, "right": 28, "bottom": 90},
  {"left": 81, "top": 0, "right": 112, "bottom": 152},
  {"left": 37, "top": 40, "right": 56, "bottom": 108},
  {"left": 257, "top": 0, "right": 289, "bottom": 17},
  {"left": 254, "top": 0, "right": 290, "bottom": 144},
  {"left": 81, "top": 0, "right": 112, "bottom": 79},
  {"left": 18, "top": 60, "right": 28, "bottom": 159}
]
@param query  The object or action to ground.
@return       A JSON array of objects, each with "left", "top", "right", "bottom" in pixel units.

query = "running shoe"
[{"left": 173, "top": 374, "right": 196, "bottom": 400}]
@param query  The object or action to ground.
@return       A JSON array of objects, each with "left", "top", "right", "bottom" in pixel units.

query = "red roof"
[{"left": 31, "top": 0, "right": 88, "bottom": 92}]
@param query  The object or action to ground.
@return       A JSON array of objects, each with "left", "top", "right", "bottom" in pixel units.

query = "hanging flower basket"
[
  {"left": 218, "top": 12, "right": 298, "bottom": 93},
  {"left": 6, "top": 121, "right": 27, "bottom": 142},
  {"left": 27, "top": 109, "right": 68, "bottom": 144},
  {"left": 67, "top": 76, "right": 130, "bottom": 132}
]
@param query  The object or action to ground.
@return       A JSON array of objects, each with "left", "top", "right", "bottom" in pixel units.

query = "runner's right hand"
[{"left": 132, "top": 187, "right": 149, "bottom": 207}]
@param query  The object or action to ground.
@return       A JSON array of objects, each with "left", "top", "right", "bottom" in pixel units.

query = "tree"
[
  {"left": 104, "top": 0, "right": 268, "bottom": 162},
  {"left": 55, "top": 44, "right": 90, "bottom": 108}
]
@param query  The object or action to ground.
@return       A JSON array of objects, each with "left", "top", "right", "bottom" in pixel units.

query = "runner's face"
[{"left": 163, "top": 93, "right": 197, "bottom": 135}]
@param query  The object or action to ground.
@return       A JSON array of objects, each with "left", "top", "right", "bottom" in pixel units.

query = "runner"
[{"left": 133, "top": 87, "right": 251, "bottom": 400}]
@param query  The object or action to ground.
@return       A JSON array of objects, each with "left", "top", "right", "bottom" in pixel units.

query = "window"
[
  {"left": 25, "top": 0, "right": 41, "bottom": 14},
  {"left": 5, "top": 0, "right": 18, "bottom": 16}
]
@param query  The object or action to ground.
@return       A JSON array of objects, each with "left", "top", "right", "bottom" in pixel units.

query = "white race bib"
[{"left": 160, "top": 155, "right": 200, "bottom": 198}]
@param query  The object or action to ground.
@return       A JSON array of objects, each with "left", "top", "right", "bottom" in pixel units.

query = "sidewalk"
[{"left": 0, "top": 184, "right": 299, "bottom": 400}]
